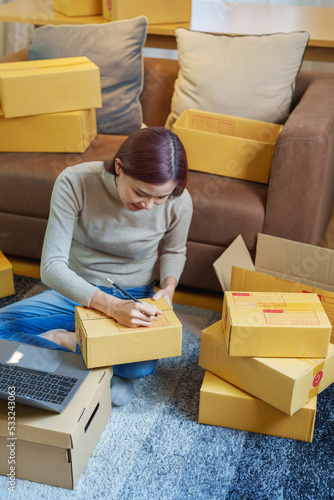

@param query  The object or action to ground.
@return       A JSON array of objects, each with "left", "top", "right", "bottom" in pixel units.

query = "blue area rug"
[{"left": 0, "top": 276, "right": 334, "bottom": 499}]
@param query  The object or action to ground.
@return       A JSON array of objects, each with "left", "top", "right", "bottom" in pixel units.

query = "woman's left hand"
[{"left": 152, "top": 277, "right": 177, "bottom": 308}]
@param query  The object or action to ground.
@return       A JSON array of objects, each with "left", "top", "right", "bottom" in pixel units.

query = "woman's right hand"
[{"left": 89, "top": 289, "right": 162, "bottom": 328}]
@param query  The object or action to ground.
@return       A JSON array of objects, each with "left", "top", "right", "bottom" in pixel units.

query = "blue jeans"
[{"left": 0, "top": 282, "right": 158, "bottom": 379}]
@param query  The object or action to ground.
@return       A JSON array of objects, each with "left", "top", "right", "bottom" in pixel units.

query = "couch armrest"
[
  {"left": 0, "top": 48, "right": 29, "bottom": 63},
  {"left": 263, "top": 71, "right": 334, "bottom": 245}
]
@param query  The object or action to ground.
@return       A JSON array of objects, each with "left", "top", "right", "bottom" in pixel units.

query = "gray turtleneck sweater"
[{"left": 40, "top": 161, "right": 193, "bottom": 306}]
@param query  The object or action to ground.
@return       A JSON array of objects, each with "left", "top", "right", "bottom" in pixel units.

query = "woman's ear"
[{"left": 114, "top": 158, "right": 122, "bottom": 176}]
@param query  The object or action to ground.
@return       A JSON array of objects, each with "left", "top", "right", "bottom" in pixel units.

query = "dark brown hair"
[{"left": 104, "top": 126, "right": 188, "bottom": 198}]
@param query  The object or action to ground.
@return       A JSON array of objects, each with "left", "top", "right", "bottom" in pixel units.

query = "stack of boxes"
[
  {"left": 101, "top": 0, "right": 192, "bottom": 23},
  {"left": 53, "top": 0, "right": 103, "bottom": 17},
  {"left": 51, "top": 0, "right": 192, "bottom": 24},
  {"left": 198, "top": 234, "right": 334, "bottom": 442},
  {"left": 0, "top": 56, "right": 102, "bottom": 153}
]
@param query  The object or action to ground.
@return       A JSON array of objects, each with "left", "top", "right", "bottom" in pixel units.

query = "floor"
[{"left": 7, "top": 207, "right": 334, "bottom": 313}]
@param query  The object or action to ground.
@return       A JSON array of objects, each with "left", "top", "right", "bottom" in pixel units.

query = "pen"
[
  {"left": 106, "top": 278, "right": 159, "bottom": 317},
  {"left": 107, "top": 278, "right": 143, "bottom": 303}
]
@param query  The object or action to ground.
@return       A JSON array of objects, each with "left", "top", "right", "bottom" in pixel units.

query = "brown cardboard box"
[
  {"left": 0, "top": 108, "right": 97, "bottom": 153},
  {"left": 213, "top": 233, "right": 334, "bottom": 343},
  {"left": 0, "top": 251, "right": 15, "bottom": 298},
  {"left": 172, "top": 109, "right": 282, "bottom": 184},
  {"left": 0, "top": 367, "right": 112, "bottom": 489},
  {"left": 0, "top": 57, "right": 102, "bottom": 118},
  {"left": 102, "top": 0, "right": 191, "bottom": 23},
  {"left": 199, "top": 371, "right": 316, "bottom": 442},
  {"left": 199, "top": 320, "right": 334, "bottom": 415},
  {"left": 75, "top": 297, "right": 182, "bottom": 369},
  {"left": 222, "top": 291, "right": 331, "bottom": 358},
  {"left": 53, "top": 0, "right": 102, "bottom": 16}
]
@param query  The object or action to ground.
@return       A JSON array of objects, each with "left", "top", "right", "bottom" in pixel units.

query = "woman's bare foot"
[{"left": 40, "top": 329, "right": 77, "bottom": 353}]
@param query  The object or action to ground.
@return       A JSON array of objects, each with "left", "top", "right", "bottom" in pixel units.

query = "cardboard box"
[
  {"left": 214, "top": 233, "right": 334, "bottom": 343},
  {"left": 0, "top": 57, "right": 102, "bottom": 119},
  {"left": 0, "top": 251, "right": 15, "bottom": 298},
  {"left": 199, "top": 371, "right": 316, "bottom": 442},
  {"left": 0, "top": 367, "right": 112, "bottom": 489},
  {"left": 199, "top": 320, "right": 334, "bottom": 415},
  {"left": 75, "top": 297, "right": 182, "bottom": 369},
  {"left": 172, "top": 109, "right": 282, "bottom": 184},
  {"left": 102, "top": 0, "right": 191, "bottom": 23},
  {"left": 53, "top": 0, "right": 102, "bottom": 17},
  {"left": 222, "top": 291, "right": 331, "bottom": 357},
  {"left": 0, "top": 108, "right": 97, "bottom": 153}
]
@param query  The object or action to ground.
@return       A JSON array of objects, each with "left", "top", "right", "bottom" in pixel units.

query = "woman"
[{"left": 0, "top": 127, "right": 193, "bottom": 406}]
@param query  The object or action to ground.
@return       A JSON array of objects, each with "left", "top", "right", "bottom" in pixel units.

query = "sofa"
[{"left": 0, "top": 47, "right": 334, "bottom": 292}]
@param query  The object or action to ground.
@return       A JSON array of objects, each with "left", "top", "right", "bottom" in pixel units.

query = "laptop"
[{"left": 0, "top": 339, "right": 91, "bottom": 413}]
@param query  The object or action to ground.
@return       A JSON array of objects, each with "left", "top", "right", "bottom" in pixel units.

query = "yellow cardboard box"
[
  {"left": 0, "top": 367, "right": 112, "bottom": 489},
  {"left": 0, "top": 108, "right": 97, "bottom": 153},
  {"left": 172, "top": 109, "right": 282, "bottom": 184},
  {"left": 199, "top": 320, "right": 334, "bottom": 415},
  {"left": 222, "top": 291, "right": 331, "bottom": 358},
  {"left": 75, "top": 297, "right": 182, "bottom": 369},
  {"left": 213, "top": 233, "right": 334, "bottom": 343},
  {"left": 0, "top": 251, "right": 15, "bottom": 298},
  {"left": 102, "top": 0, "right": 191, "bottom": 23},
  {"left": 0, "top": 56, "right": 102, "bottom": 119},
  {"left": 53, "top": 0, "right": 102, "bottom": 16},
  {"left": 199, "top": 371, "right": 316, "bottom": 442}
]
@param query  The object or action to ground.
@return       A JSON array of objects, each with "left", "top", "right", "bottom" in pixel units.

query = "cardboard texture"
[
  {"left": 214, "top": 233, "right": 334, "bottom": 343},
  {"left": 0, "top": 367, "right": 112, "bottom": 489},
  {"left": 0, "top": 251, "right": 15, "bottom": 298},
  {"left": 222, "top": 291, "right": 331, "bottom": 358},
  {"left": 53, "top": 0, "right": 102, "bottom": 16},
  {"left": 0, "top": 57, "right": 102, "bottom": 118},
  {"left": 102, "top": 0, "right": 191, "bottom": 23},
  {"left": 172, "top": 109, "right": 282, "bottom": 184},
  {"left": 0, "top": 108, "right": 97, "bottom": 153},
  {"left": 199, "top": 320, "right": 334, "bottom": 415},
  {"left": 199, "top": 371, "right": 316, "bottom": 442},
  {"left": 75, "top": 297, "right": 182, "bottom": 369}
]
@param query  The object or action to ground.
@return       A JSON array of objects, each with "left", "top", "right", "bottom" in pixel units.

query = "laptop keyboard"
[{"left": 0, "top": 363, "right": 78, "bottom": 406}]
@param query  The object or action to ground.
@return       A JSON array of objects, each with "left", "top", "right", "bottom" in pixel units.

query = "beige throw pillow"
[{"left": 166, "top": 29, "right": 309, "bottom": 128}]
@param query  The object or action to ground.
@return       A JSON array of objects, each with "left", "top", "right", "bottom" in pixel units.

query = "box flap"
[
  {"left": 213, "top": 235, "right": 254, "bottom": 292},
  {"left": 255, "top": 234, "right": 334, "bottom": 292}
]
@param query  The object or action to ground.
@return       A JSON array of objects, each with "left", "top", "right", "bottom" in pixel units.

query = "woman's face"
[{"left": 115, "top": 159, "right": 177, "bottom": 212}]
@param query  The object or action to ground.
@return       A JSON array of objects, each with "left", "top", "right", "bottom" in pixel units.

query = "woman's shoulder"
[
  {"left": 58, "top": 161, "right": 105, "bottom": 181},
  {"left": 172, "top": 188, "right": 193, "bottom": 210}
]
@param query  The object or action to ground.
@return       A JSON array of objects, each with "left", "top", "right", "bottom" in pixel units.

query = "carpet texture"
[{"left": 0, "top": 276, "right": 334, "bottom": 500}]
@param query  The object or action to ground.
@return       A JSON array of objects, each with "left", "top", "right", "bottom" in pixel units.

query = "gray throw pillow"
[{"left": 29, "top": 17, "right": 147, "bottom": 135}]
